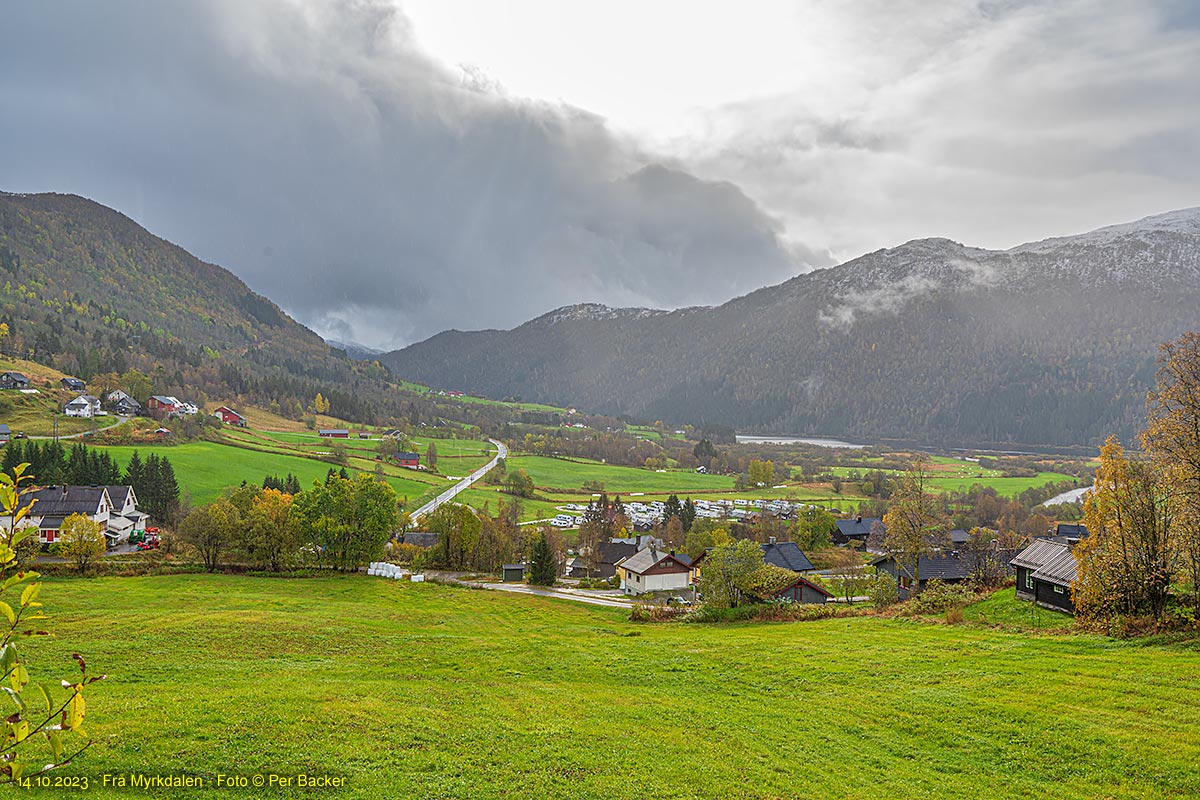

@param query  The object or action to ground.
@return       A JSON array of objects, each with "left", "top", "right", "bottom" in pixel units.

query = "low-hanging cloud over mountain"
[{"left": 0, "top": 1, "right": 821, "bottom": 348}]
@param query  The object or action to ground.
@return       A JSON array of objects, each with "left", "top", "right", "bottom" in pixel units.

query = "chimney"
[
  {"left": 856, "top": 516, "right": 863, "bottom": 524},
  {"left": 768, "top": 536, "right": 777, "bottom": 545}
]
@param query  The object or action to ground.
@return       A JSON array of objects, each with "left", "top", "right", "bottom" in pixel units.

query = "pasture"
[{"left": 27, "top": 574, "right": 1200, "bottom": 799}]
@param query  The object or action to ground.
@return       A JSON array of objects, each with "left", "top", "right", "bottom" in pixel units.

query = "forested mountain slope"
[{"left": 384, "top": 209, "right": 1200, "bottom": 448}]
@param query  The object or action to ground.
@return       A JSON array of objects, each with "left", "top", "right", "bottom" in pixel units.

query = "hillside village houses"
[
  {"left": 64, "top": 394, "right": 102, "bottom": 418},
  {"left": 0, "top": 371, "right": 29, "bottom": 389},
  {"left": 212, "top": 406, "right": 247, "bottom": 426}
]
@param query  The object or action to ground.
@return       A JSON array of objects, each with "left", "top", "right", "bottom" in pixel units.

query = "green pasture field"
[
  {"left": 27, "top": 574, "right": 1200, "bottom": 799},
  {"left": 507, "top": 455, "right": 738, "bottom": 493},
  {"left": 95, "top": 442, "right": 448, "bottom": 506},
  {"left": 827, "top": 464, "right": 1078, "bottom": 498}
]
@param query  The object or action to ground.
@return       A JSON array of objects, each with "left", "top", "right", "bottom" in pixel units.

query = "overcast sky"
[{"left": 2, "top": 1, "right": 1198, "bottom": 349}]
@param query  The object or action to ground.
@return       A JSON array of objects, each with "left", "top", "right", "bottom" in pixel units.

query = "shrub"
[
  {"left": 907, "top": 579, "right": 979, "bottom": 615},
  {"left": 869, "top": 573, "right": 899, "bottom": 609}
]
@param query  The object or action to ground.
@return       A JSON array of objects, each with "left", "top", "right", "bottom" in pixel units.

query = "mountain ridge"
[{"left": 383, "top": 206, "right": 1200, "bottom": 448}]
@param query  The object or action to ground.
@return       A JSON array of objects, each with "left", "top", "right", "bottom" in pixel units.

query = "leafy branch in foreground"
[{"left": 0, "top": 463, "right": 103, "bottom": 784}]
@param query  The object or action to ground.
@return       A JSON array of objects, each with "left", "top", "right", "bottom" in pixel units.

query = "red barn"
[
  {"left": 319, "top": 429, "right": 350, "bottom": 438},
  {"left": 394, "top": 451, "right": 420, "bottom": 467},
  {"left": 213, "top": 406, "right": 247, "bottom": 427}
]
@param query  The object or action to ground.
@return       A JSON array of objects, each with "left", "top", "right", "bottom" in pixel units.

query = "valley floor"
[{"left": 29, "top": 574, "right": 1200, "bottom": 799}]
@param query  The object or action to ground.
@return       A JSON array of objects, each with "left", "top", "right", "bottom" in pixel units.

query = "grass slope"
[
  {"left": 30, "top": 574, "right": 1200, "bottom": 799},
  {"left": 96, "top": 442, "right": 442, "bottom": 506}
]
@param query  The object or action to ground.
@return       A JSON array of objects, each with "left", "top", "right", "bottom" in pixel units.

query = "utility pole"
[{"left": 53, "top": 411, "right": 58, "bottom": 443}]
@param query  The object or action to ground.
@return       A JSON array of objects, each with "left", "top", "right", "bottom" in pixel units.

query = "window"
[
  {"left": 1053, "top": 585, "right": 1065, "bottom": 594},
  {"left": 1025, "top": 572, "right": 1033, "bottom": 590}
]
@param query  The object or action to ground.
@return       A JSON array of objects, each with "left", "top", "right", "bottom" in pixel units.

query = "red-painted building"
[
  {"left": 394, "top": 451, "right": 420, "bottom": 468},
  {"left": 319, "top": 429, "right": 350, "bottom": 438},
  {"left": 212, "top": 406, "right": 247, "bottom": 427}
]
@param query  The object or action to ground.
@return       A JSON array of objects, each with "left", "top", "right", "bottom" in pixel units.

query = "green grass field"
[
  {"left": 508, "top": 455, "right": 738, "bottom": 493},
  {"left": 26, "top": 574, "right": 1200, "bottom": 799},
  {"left": 829, "top": 463, "right": 1078, "bottom": 498},
  {"left": 95, "top": 442, "right": 447, "bottom": 506}
]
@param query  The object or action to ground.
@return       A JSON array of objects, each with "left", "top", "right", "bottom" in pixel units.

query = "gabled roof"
[
  {"left": 0, "top": 424, "right": 9, "bottom": 434},
  {"left": 104, "top": 486, "right": 136, "bottom": 509},
  {"left": 395, "top": 451, "right": 420, "bottom": 460},
  {"left": 1, "top": 371, "right": 27, "bottom": 380},
  {"left": 872, "top": 550, "right": 981, "bottom": 582},
  {"left": 319, "top": 428, "right": 349, "bottom": 435},
  {"left": 26, "top": 486, "right": 111, "bottom": 517},
  {"left": 1012, "top": 538, "right": 1076, "bottom": 587},
  {"left": 597, "top": 540, "right": 638, "bottom": 566},
  {"left": 950, "top": 528, "right": 970, "bottom": 546},
  {"left": 776, "top": 575, "right": 834, "bottom": 599},
  {"left": 617, "top": 546, "right": 691, "bottom": 575},
  {"left": 149, "top": 395, "right": 179, "bottom": 405},
  {"left": 762, "top": 541, "right": 815, "bottom": 572},
  {"left": 835, "top": 517, "right": 882, "bottom": 540}
]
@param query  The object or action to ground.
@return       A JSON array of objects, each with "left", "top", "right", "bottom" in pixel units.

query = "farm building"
[
  {"left": 1011, "top": 539, "right": 1077, "bottom": 613},
  {"left": 0, "top": 424, "right": 9, "bottom": 444},
  {"left": 212, "top": 406, "right": 247, "bottom": 426},
  {"left": 394, "top": 451, "right": 420, "bottom": 468},
  {"left": 0, "top": 372, "right": 29, "bottom": 389},
  {"left": 60, "top": 377, "right": 86, "bottom": 391},
  {"left": 145, "top": 395, "right": 183, "bottom": 417},
  {"left": 501, "top": 564, "right": 525, "bottom": 582},
  {"left": 615, "top": 545, "right": 692, "bottom": 596},
  {"left": 319, "top": 429, "right": 350, "bottom": 438}
]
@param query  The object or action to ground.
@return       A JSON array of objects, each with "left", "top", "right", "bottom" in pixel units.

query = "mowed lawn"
[
  {"left": 96, "top": 442, "right": 444, "bottom": 505},
  {"left": 28, "top": 575, "right": 1200, "bottom": 799}
]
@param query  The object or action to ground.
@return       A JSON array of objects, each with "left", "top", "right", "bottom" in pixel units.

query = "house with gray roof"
[
  {"left": 615, "top": 545, "right": 692, "bottom": 596},
  {"left": 761, "top": 538, "right": 816, "bottom": 573},
  {"left": 1011, "top": 538, "right": 1077, "bottom": 613},
  {"left": 834, "top": 516, "right": 883, "bottom": 546},
  {"left": 23, "top": 485, "right": 112, "bottom": 546}
]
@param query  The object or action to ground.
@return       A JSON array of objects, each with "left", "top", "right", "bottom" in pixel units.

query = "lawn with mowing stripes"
[{"left": 28, "top": 575, "right": 1200, "bottom": 799}]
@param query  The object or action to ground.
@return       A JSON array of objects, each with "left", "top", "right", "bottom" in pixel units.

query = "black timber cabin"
[
  {"left": 834, "top": 516, "right": 882, "bottom": 546},
  {"left": 1010, "top": 539, "right": 1077, "bottom": 613}
]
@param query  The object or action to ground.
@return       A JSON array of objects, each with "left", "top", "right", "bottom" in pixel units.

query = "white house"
[
  {"left": 64, "top": 394, "right": 101, "bottom": 418},
  {"left": 102, "top": 485, "right": 148, "bottom": 543},
  {"left": 615, "top": 545, "right": 693, "bottom": 596},
  {"left": 22, "top": 486, "right": 112, "bottom": 545}
]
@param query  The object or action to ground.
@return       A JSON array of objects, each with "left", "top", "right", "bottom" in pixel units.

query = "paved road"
[
  {"left": 479, "top": 582, "right": 635, "bottom": 608},
  {"left": 411, "top": 438, "right": 508, "bottom": 522},
  {"left": 26, "top": 415, "right": 131, "bottom": 440}
]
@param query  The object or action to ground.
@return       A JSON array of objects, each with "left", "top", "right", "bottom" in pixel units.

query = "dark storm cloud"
[{"left": 0, "top": 1, "right": 815, "bottom": 348}]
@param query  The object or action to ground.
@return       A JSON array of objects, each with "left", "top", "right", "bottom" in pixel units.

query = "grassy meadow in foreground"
[{"left": 25, "top": 575, "right": 1200, "bottom": 799}]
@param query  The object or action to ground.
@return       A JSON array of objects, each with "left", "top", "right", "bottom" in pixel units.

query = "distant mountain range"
[{"left": 383, "top": 208, "right": 1200, "bottom": 448}]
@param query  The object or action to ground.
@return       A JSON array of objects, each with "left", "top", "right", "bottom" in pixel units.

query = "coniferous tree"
[{"left": 529, "top": 531, "right": 556, "bottom": 585}]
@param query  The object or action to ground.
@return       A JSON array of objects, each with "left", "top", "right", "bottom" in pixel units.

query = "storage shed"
[{"left": 501, "top": 563, "right": 525, "bottom": 582}]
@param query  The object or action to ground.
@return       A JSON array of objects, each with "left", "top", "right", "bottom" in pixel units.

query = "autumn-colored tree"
[
  {"left": 1077, "top": 437, "right": 1176, "bottom": 621},
  {"left": 180, "top": 498, "right": 241, "bottom": 572},
  {"left": 425, "top": 441, "right": 439, "bottom": 471},
  {"left": 244, "top": 489, "right": 296, "bottom": 572},
  {"left": 313, "top": 392, "right": 330, "bottom": 414},
  {"left": 1143, "top": 331, "right": 1200, "bottom": 602},
  {"left": 698, "top": 539, "right": 764, "bottom": 609},
  {"left": 57, "top": 513, "right": 106, "bottom": 573},
  {"left": 881, "top": 460, "right": 949, "bottom": 590}
]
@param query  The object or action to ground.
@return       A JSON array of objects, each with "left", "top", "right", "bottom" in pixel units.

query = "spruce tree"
[{"left": 529, "top": 532, "right": 556, "bottom": 585}]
